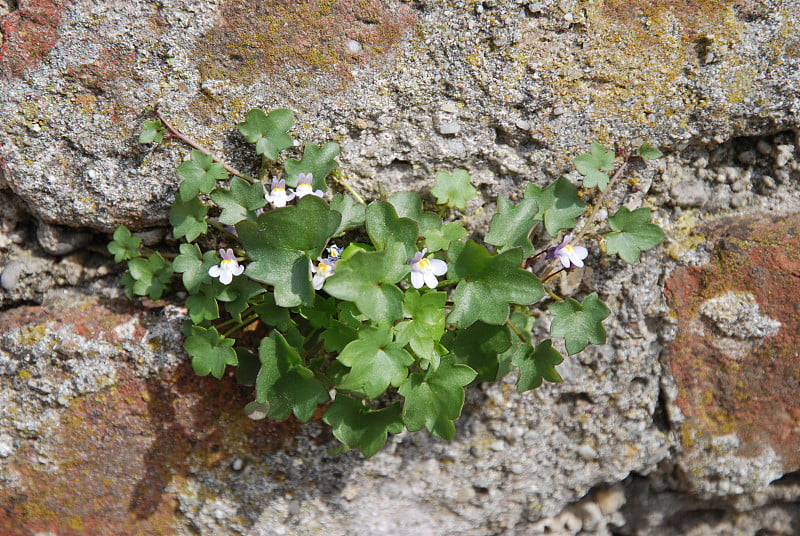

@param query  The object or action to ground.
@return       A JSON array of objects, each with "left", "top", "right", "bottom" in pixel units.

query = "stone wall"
[{"left": 1, "top": 1, "right": 799, "bottom": 534}]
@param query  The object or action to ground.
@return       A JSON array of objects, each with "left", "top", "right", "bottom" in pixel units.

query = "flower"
[
  {"left": 312, "top": 258, "right": 337, "bottom": 290},
  {"left": 548, "top": 234, "right": 588, "bottom": 269},
  {"left": 326, "top": 244, "right": 342, "bottom": 261},
  {"left": 265, "top": 178, "right": 295, "bottom": 208},
  {"left": 208, "top": 248, "right": 244, "bottom": 285},
  {"left": 295, "top": 173, "right": 324, "bottom": 199},
  {"left": 407, "top": 248, "right": 448, "bottom": 289}
]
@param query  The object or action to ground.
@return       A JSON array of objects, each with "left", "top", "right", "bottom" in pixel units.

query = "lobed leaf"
[
  {"left": 210, "top": 177, "right": 266, "bottom": 226},
  {"left": 485, "top": 196, "right": 539, "bottom": 257},
  {"left": 365, "top": 201, "right": 419, "bottom": 259},
  {"left": 450, "top": 321, "right": 511, "bottom": 381},
  {"left": 548, "top": 293, "right": 610, "bottom": 355},
  {"left": 573, "top": 142, "right": 615, "bottom": 191},
  {"left": 512, "top": 339, "right": 564, "bottom": 392},
  {"left": 323, "top": 397, "right": 404, "bottom": 457},
  {"left": 170, "top": 196, "right": 208, "bottom": 242},
  {"left": 524, "top": 177, "right": 587, "bottom": 236},
  {"left": 108, "top": 225, "right": 142, "bottom": 263},
  {"left": 431, "top": 169, "right": 477, "bottom": 210},
  {"left": 255, "top": 331, "right": 330, "bottom": 422},
  {"left": 172, "top": 243, "right": 217, "bottom": 294},
  {"left": 176, "top": 149, "right": 228, "bottom": 202},
  {"left": 330, "top": 193, "right": 366, "bottom": 236},
  {"left": 184, "top": 325, "right": 237, "bottom": 379},
  {"left": 447, "top": 240, "right": 544, "bottom": 328},
  {"left": 237, "top": 108, "right": 294, "bottom": 160},
  {"left": 336, "top": 324, "right": 414, "bottom": 399},
  {"left": 127, "top": 252, "right": 173, "bottom": 299},
  {"left": 284, "top": 141, "right": 340, "bottom": 190},
  {"left": 394, "top": 288, "right": 447, "bottom": 359},
  {"left": 605, "top": 207, "right": 665, "bottom": 264}
]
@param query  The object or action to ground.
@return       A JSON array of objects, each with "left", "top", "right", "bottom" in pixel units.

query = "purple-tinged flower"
[
  {"left": 407, "top": 248, "right": 448, "bottom": 289},
  {"left": 265, "top": 178, "right": 295, "bottom": 208},
  {"left": 326, "top": 244, "right": 342, "bottom": 261},
  {"left": 295, "top": 173, "right": 324, "bottom": 199},
  {"left": 312, "top": 258, "right": 337, "bottom": 290},
  {"left": 548, "top": 234, "right": 588, "bottom": 269},
  {"left": 208, "top": 248, "right": 245, "bottom": 285}
]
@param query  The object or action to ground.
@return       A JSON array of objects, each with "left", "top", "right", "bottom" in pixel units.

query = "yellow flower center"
[
  {"left": 416, "top": 258, "right": 431, "bottom": 270},
  {"left": 318, "top": 263, "right": 330, "bottom": 274},
  {"left": 563, "top": 244, "right": 575, "bottom": 254},
  {"left": 273, "top": 188, "right": 285, "bottom": 194},
  {"left": 221, "top": 259, "right": 235, "bottom": 268}
]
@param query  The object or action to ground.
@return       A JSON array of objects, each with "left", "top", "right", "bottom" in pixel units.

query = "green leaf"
[
  {"left": 605, "top": 207, "right": 665, "bottom": 264},
  {"left": 365, "top": 201, "right": 419, "bottom": 258},
  {"left": 422, "top": 221, "right": 467, "bottom": 253},
  {"left": 524, "top": 177, "right": 587, "bottom": 236},
  {"left": 573, "top": 142, "right": 616, "bottom": 191},
  {"left": 336, "top": 324, "right": 414, "bottom": 399},
  {"left": 638, "top": 142, "right": 663, "bottom": 161},
  {"left": 108, "top": 225, "right": 142, "bottom": 263},
  {"left": 185, "top": 283, "right": 219, "bottom": 323},
  {"left": 255, "top": 331, "right": 330, "bottom": 422},
  {"left": 237, "top": 108, "right": 294, "bottom": 160},
  {"left": 127, "top": 252, "right": 173, "bottom": 299},
  {"left": 216, "top": 276, "right": 266, "bottom": 322},
  {"left": 176, "top": 150, "right": 228, "bottom": 202},
  {"left": 323, "top": 243, "right": 408, "bottom": 323},
  {"left": 330, "top": 193, "right": 366, "bottom": 236},
  {"left": 284, "top": 141, "right": 340, "bottom": 190},
  {"left": 172, "top": 243, "right": 217, "bottom": 294},
  {"left": 512, "top": 339, "right": 564, "bottom": 392},
  {"left": 323, "top": 397, "right": 404, "bottom": 457},
  {"left": 184, "top": 325, "right": 237, "bottom": 379},
  {"left": 235, "top": 348, "right": 260, "bottom": 386},
  {"left": 321, "top": 319, "right": 359, "bottom": 353},
  {"left": 431, "top": 169, "right": 477, "bottom": 210},
  {"left": 447, "top": 240, "right": 544, "bottom": 328},
  {"left": 210, "top": 177, "right": 266, "bottom": 226},
  {"left": 252, "top": 292, "right": 291, "bottom": 329},
  {"left": 170, "top": 196, "right": 208, "bottom": 242},
  {"left": 237, "top": 195, "right": 341, "bottom": 307},
  {"left": 485, "top": 196, "right": 539, "bottom": 257},
  {"left": 398, "top": 356, "right": 477, "bottom": 440},
  {"left": 386, "top": 191, "right": 441, "bottom": 232},
  {"left": 139, "top": 119, "right": 165, "bottom": 144},
  {"left": 394, "top": 288, "right": 446, "bottom": 358},
  {"left": 451, "top": 321, "right": 511, "bottom": 381},
  {"left": 548, "top": 292, "right": 610, "bottom": 355}
]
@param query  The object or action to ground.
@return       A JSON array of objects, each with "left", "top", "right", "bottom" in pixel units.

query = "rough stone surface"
[{"left": 0, "top": 0, "right": 799, "bottom": 535}]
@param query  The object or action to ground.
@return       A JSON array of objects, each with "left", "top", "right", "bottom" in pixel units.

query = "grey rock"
[
  {"left": 35, "top": 221, "right": 91, "bottom": 256},
  {"left": 0, "top": 260, "right": 23, "bottom": 291}
]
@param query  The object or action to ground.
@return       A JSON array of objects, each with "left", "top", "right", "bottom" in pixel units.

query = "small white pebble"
[
  {"left": 231, "top": 458, "right": 244, "bottom": 471},
  {"left": 346, "top": 39, "right": 362, "bottom": 54}
]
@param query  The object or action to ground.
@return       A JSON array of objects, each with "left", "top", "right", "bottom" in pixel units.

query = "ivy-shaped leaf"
[
  {"left": 217, "top": 276, "right": 266, "bottom": 322},
  {"left": 394, "top": 288, "right": 446, "bottom": 359},
  {"left": 210, "top": 177, "right": 266, "bottom": 226},
  {"left": 431, "top": 169, "right": 477, "bottom": 210},
  {"left": 447, "top": 240, "right": 544, "bottom": 328},
  {"left": 365, "top": 201, "right": 419, "bottom": 259},
  {"left": 485, "top": 196, "right": 539, "bottom": 257},
  {"left": 422, "top": 221, "right": 468, "bottom": 253},
  {"left": 512, "top": 339, "right": 564, "bottom": 392},
  {"left": 323, "top": 397, "right": 404, "bottom": 458},
  {"left": 184, "top": 325, "right": 237, "bottom": 379},
  {"left": 176, "top": 149, "right": 228, "bottom": 202},
  {"left": 450, "top": 321, "right": 511, "bottom": 381},
  {"left": 185, "top": 283, "right": 219, "bottom": 323},
  {"left": 108, "top": 225, "right": 142, "bottom": 263},
  {"left": 237, "top": 108, "right": 294, "bottom": 160},
  {"left": 387, "top": 191, "right": 442, "bottom": 233},
  {"left": 255, "top": 331, "right": 330, "bottom": 422},
  {"left": 330, "top": 193, "right": 366, "bottom": 237},
  {"left": 573, "top": 142, "right": 616, "bottom": 191},
  {"left": 336, "top": 324, "right": 414, "bottom": 399},
  {"left": 252, "top": 292, "right": 291, "bottom": 329},
  {"left": 170, "top": 196, "right": 208, "bottom": 242},
  {"left": 284, "top": 141, "right": 340, "bottom": 190},
  {"left": 524, "top": 177, "right": 587, "bottom": 236},
  {"left": 139, "top": 119, "right": 165, "bottom": 144},
  {"left": 236, "top": 195, "right": 341, "bottom": 307},
  {"left": 605, "top": 207, "right": 665, "bottom": 264},
  {"left": 398, "top": 356, "right": 477, "bottom": 440},
  {"left": 172, "top": 243, "right": 217, "bottom": 294},
  {"left": 323, "top": 242, "right": 409, "bottom": 324},
  {"left": 548, "top": 292, "right": 610, "bottom": 355},
  {"left": 638, "top": 142, "right": 663, "bottom": 161},
  {"left": 127, "top": 252, "right": 173, "bottom": 299}
]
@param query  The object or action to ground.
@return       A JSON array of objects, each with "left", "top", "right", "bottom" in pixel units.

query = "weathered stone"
[{"left": 664, "top": 214, "right": 800, "bottom": 498}]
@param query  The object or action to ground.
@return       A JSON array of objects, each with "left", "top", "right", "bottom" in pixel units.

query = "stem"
[
  {"left": 152, "top": 105, "right": 259, "bottom": 183},
  {"left": 572, "top": 158, "right": 630, "bottom": 245},
  {"left": 301, "top": 341, "right": 324, "bottom": 360},
  {"left": 331, "top": 169, "right": 366, "bottom": 206},
  {"left": 542, "top": 267, "right": 567, "bottom": 284},
  {"left": 222, "top": 313, "right": 259, "bottom": 338},
  {"left": 507, "top": 319, "right": 527, "bottom": 342},
  {"left": 544, "top": 287, "right": 563, "bottom": 302}
]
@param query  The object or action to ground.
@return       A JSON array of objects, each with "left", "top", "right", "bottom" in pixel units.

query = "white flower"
[
  {"left": 326, "top": 244, "right": 342, "bottom": 261},
  {"left": 295, "top": 173, "right": 324, "bottom": 199},
  {"left": 548, "top": 234, "right": 588, "bottom": 269},
  {"left": 265, "top": 178, "right": 295, "bottom": 208},
  {"left": 312, "top": 258, "right": 336, "bottom": 290},
  {"left": 208, "top": 248, "right": 244, "bottom": 285},
  {"left": 407, "top": 248, "right": 448, "bottom": 289}
]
